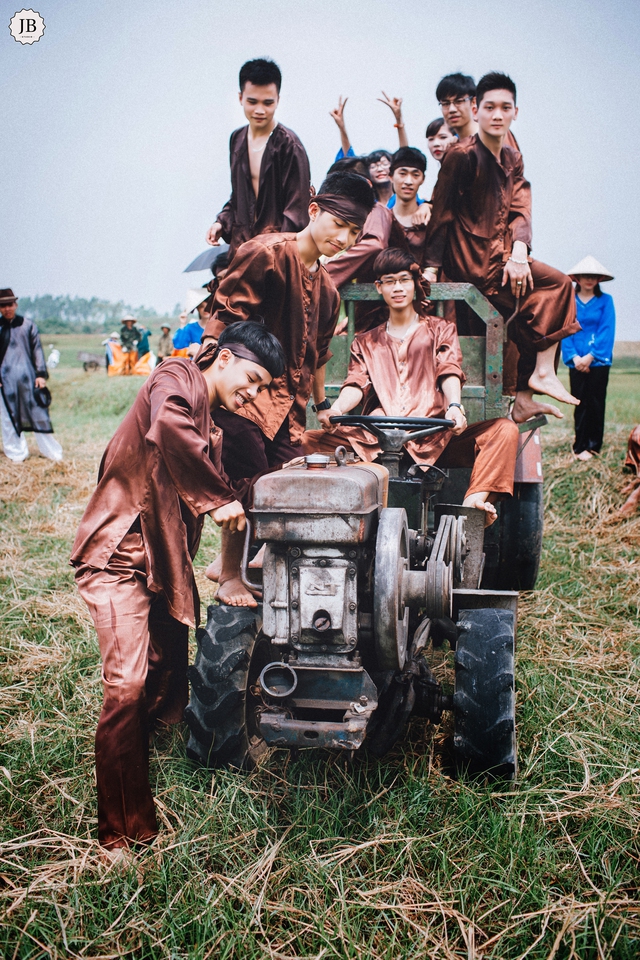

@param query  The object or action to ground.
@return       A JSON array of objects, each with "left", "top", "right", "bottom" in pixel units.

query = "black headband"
[
  {"left": 195, "top": 340, "right": 266, "bottom": 372},
  {"left": 313, "top": 193, "right": 370, "bottom": 230}
]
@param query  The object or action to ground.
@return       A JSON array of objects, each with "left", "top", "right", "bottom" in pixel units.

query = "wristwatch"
[
  {"left": 312, "top": 399, "right": 332, "bottom": 413},
  {"left": 447, "top": 403, "right": 465, "bottom": 416}
]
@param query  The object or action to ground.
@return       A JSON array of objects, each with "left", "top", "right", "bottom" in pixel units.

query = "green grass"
[{"left": 1, "top": 340, "right": 639, "bottom": 957}]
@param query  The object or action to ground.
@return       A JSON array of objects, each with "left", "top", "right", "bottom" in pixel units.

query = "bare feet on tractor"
[
  {"left": 527, "top": 342, "right": 579, "bottom": 407},
  {"left": 528, "top": 369, "right": 579, "bottom": 406},
  {"left": 215, "top": 528, "right": 258, "bottom": 607},
  {"left": 205, "top": 555, "right": 222, "bottom": 582},
  {"left": 249, "top": 543, "right": 266, "bottom": 569},
  {"left": 511, "top": 389, "right": 563, "bottom": 424},
  {"left": 216, "top": 577, "right": 258, "bottom": 607},
  {"left": 463, "top": 492, "right": 498, "bottom": 527}
]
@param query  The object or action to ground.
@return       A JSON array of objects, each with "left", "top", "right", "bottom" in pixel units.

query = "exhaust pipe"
[{"left": 259, "top": 662, "right": 298, "bottom": 700}]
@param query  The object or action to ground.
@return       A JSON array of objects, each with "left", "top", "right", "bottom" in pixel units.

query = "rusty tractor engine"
[{"left": 186, "top": 417, "right": 518, "bottom": 779}]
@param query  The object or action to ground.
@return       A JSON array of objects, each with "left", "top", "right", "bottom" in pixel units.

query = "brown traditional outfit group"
[
  {"left": 216, "top": 123, "right": 311, "bottom": 262},
  {"left": 304, "top": 313, "right": 519, "bottom": 499},
  {"left": 72, "top": 82, "right": 584, "bottom": 852},
  {"left": 71, "top": 359, "right": 243, "bottom": 848}
]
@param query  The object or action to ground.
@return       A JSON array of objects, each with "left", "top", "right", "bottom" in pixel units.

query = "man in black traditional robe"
[
  {"left": 205, "top": 58, "right": 311, "bottom": 263},
  {"left": 0, "top": 289, "right": 62, "bottom": 462}
]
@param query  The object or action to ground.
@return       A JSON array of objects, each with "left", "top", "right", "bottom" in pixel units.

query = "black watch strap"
[{"left": 312, "top": 399, "right": 332, "bottom": 412}]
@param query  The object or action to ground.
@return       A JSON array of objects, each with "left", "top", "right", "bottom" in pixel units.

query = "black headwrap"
[
  {"left": 195, "top": 341, "right": 267, "bottom": 373},
  {"left": 312, "top": 193, "right": 370, "bottom": 230}
]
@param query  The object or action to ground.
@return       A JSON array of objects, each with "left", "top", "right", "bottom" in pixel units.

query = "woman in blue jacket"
[{"left": 561, "top": 256, "right": 616, "bottom": 461}]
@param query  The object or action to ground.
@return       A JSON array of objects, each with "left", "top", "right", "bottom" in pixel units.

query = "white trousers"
[{"left": 0, "top": 394, "right": 63, "bottom": 462}]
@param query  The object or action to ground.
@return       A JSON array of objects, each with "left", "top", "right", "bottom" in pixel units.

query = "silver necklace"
[{"left": 249, "top": 127, "right": 275, "bottom": 153}]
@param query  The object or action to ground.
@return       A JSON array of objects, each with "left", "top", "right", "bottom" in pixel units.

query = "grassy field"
[{"left": 1, "top": 338, "right": 639, "bottom": 958}]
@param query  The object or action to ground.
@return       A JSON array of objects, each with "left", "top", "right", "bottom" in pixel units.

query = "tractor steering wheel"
[{"left": 329, "top": 414, "right": 454, "bottom": 448}]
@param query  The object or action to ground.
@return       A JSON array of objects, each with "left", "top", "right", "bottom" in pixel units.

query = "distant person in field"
[
  {"left": 156, "top": 324, "right": 173, "bottom": 363},
  {"left": 561, "top": 256, "right": 616, "bottom": 461},
  {"left": 205, "top": 58, "right": 311, "bottom": 263},
  {"left": 304, "top": 248, "right": 519, "bottom": 525},
  {"left": 70, "top": 322, "right": 284, "bottom": 859},
  {"left": 423, "top": 72, "right": 580, "bottom": 423},
  {"left": 172, "top": 289, "right": 212, "bottom": 358},
  {"left": 0, "top": 288, "right": 63, "bottom": 462}
]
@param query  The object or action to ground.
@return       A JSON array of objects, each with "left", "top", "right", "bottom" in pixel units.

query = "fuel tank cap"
[{"left": 305, "top": 454, "right": 331, "bottom": 469}]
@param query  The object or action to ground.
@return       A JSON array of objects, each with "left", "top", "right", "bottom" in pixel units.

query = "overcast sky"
[{"left": 1, "top": 0, "right": 638, "bottom": 338}]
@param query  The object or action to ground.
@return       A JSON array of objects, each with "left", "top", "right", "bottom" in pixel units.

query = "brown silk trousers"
[
  {"left": 489, "top": 259, "right": 579, "bottom": 394},
  {"left": 304, "top": 418, "right": 519, "bottom": 498},
  {"left": 76, "top": 529, "right": 189, "bottom": 849}
]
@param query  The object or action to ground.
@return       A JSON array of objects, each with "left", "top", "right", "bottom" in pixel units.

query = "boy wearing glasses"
[
  {"left": 304, "top": 248, "right": 519, "bottom": 524},
  {"left": 424, "top": 72, "right": 580, "bottom": 422}
]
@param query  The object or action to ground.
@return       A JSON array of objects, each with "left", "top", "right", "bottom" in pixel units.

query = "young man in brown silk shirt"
[
  {"left": 206, "top": 58, "right": 311, "bottom": 263},
  {"left": 305, "top": 248, "right": 519, "bottom": 524},
  {"left": 423, "top": 72, "right": 580, "bottom": 423},
  {"left": 201, "top": 171, "right": 376, "bottom": 606},
  {"left": 71, "top": 323, "right": 284, "bottom": 859}
]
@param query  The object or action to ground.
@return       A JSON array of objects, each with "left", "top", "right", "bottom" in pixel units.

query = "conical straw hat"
[
  {"left": 567, "top": 255, "right": 614, "bottom": 281},
  {"left": 185, "top": 288, "right": 209, "bottom": 314}
]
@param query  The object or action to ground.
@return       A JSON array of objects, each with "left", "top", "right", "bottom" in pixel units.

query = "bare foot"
[
  {"left": 618, "top": 485, "right": 640, "bottom": 518},
  {"left": 216, "top": 577, "right": 258, "bottom": 607},
  {"left": 205, "top": 554, "right": 222, "bottom": 582},
  {"left": 462, "top": 494, "right": 498, "bottom": 527},
  {"left": 100, "top": 846, "right": 138, "bottom": 873},
  {"left": 528, "top": 370, "right": 579, "bottom": 406},
  {"left": 574, "top": 450, "right": 593, "bottom": 461},
  {"left": 511, "top": 390, "right": 563, "bottom": 424},
  {"left": 249, "top": 543, "right": 266, "bottom": 569}
]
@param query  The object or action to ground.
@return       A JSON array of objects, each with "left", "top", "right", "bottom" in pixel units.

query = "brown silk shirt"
[
  {"left": 70, "top": 359, "right": 238, "bottom": 626},
  {"left": 203, "top": 234, "right": 340, "bottom": 444},
  {"left": 340, "top": 313, "right": 465, "bottom": 464},
  {"left": 423, "top": 134, "right": 532, "bottom": 296},
  {"left": 216, "top": 124, "right": 311, "bottom": 262}
]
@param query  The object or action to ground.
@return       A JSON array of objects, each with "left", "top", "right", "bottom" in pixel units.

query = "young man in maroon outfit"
[
  {"left": 201, "top": 171, "right": 376, "bottom": 605},
  {"left": 206, "top": 58, "right": 311, "bottom": 263},
  {"left": 305, "top": 249, "right": 518, "bottom": 524},
  {"left": 71, "top": 323, "right": 284, "bottom": 859},
  {"left": 423, "top": 72, "right": 580, "bottom": 422}
]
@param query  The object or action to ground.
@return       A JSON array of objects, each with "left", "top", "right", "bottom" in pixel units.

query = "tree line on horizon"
[{"left": 18, "top": 294, "right": 180, "bottom": 334}]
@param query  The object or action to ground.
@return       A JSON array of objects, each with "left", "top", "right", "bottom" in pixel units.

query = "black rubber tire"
[
  {"left": 453, "top": 608, "right": 516, "bottom": 780},
  {"left": 495, "top": 481, "right": 544, "bottom": 591},
  {"left": 184, "top": 604, "right": 271, "bottom": 770}
]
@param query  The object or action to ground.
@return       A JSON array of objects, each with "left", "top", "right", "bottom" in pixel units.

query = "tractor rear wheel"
[
  {"left": 184, "top": 605, "right": 271, "bottom": 770},
  {"left": 495, "top": 482, "right": 544, "bottom": 591},
  {"left": 453, "top": 608, "right": 516, "bottom": 780}
]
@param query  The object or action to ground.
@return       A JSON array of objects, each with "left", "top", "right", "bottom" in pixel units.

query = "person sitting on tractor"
[{"left": 303, "top": 247, "right": 519, "bottom": 525}]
